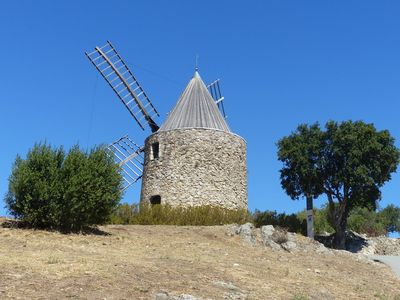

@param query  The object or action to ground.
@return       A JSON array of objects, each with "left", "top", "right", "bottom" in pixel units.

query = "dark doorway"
[{"left": 150, "top": 195, "right": 161, "bottom": 205}]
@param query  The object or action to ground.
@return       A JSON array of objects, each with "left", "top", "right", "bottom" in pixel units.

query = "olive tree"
[{"left": 278, "top": 121, "right": 399, "bottom": 249}]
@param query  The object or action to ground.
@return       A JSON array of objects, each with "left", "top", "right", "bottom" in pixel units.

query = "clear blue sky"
[{"left": 1, "top": 1, "right": 399, "bottom": 216}]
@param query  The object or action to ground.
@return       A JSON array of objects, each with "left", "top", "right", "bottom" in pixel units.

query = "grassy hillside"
[{"left": 0, "top": 218, "right": 399, "bottom": 299}]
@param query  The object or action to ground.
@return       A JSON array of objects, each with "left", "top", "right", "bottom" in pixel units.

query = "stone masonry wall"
[{"left": 140, "top": 128, "right": 248, "bottom": 210}]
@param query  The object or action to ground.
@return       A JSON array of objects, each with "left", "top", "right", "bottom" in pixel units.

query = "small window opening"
[
  {"left": 150, "top": 195, "right": 161, "bottom": 205},
  {"left": 151, "top": 142, "right": 159, "bottom": 160}
]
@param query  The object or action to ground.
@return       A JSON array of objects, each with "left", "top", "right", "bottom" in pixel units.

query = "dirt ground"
[{"left": 0, "top": 218, "right": 399, "bottom": 300}]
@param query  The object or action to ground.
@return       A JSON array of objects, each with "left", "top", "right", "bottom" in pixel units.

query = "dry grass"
[{"left": 0, "top": 217, "right": 399, "bottom": 299}]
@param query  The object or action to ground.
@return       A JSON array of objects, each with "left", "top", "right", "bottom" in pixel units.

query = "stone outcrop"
[
  {"left": 140, "top": 128, "right": 247, "bottom": 210},
  {"left": 344, "top": 231, "right": 400, "bottom": 256},
  {"left": 232, "top": 223, "right": 333, "bottom": 254}
]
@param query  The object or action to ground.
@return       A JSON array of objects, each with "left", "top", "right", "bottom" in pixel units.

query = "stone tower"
[{"left": 140, "top": 71, "right": 247, "bottom": 210}]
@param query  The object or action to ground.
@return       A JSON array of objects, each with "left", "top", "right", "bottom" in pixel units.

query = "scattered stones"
[
  {"left": 176, "top": 294, "right": 202, "bottom": 300},
  {"left": 230, "top": 223, "right": 400, "bottom": 259},
  {"left": 367, "top": 236, "right": 400, "bottom": 256},
  {"left": 155, "top": 292, "right": 202, "bottom": 300},
  {"left": 231, "top": 223, "right": 333, "bottom": 254},
  {"left": 310, "top": 289, "right": 335, "bottom": 300},
  {"left": 214, "top": 281, "right": 248, "bottom": 300},
  {"left": 155, "top": 291, "right": 170, "bottom": 300},
  {"left": 260, "top": 225, "right": 281, "bottom": 250}
]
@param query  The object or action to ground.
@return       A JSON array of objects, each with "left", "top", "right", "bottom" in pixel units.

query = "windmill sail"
[
  {"left": 207, "top": 79, "right": 226, "bottom": 118},
  {"left": 86, "top": 41, "right": 160, "bottom": 132},
  {"left": 107, "top": 135, "right": 144, "bottom": 191}
]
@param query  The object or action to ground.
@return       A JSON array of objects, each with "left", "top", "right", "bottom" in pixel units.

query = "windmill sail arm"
[
  {"left": 86, "top": 41, "right": 160, "bottom": 132},
  {"left": 107, "top": 135, "right": 144, "bottom": 191},
  {"left": 207, "top": 79, "right": 227, "bottom": 119}
]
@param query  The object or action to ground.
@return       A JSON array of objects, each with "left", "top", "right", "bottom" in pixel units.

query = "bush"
[
  {"left": 109, "top": 203, "right": 139, "bottom": 224},
  {"left": 251, "top": 204, "right": 399, "bottom": 237},
  {"left": 378, "top": 204, "right": 400, "bottom": 233},
  {"left": 297, "top": 206, "right": 334, "bottom": 235},
  {"left": 5, "top": 143, "right": 123, "bottom": 231},
  {"left": 271, "top": 227, "right": 289, "bottom": 244},
  {"left": 109, "top": 203, "right": 250, "bottom": 226},
  {"left": 347, "top": 207, "right": 387, "bottom": 237},
  {"left": 252, "top": 209, "right": 306, "bottom": 234}
]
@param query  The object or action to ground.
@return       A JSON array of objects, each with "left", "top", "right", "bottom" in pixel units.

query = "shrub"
[
  {"left": 347, "top": 207, "right": 387, "bottom": 237},
  {"left": 252, "top": 209, "right": 306, "bottom": 234},
  {"left": 271, "top": 227, "right": 289, "bottom": 244},
  {"left": 5, "top": 143, "right": 123, "bottom": 231},
  {"left": 110, "top": 203, "right": 139, "bottom": 224},
  {"left": 109, "top": 203, "right": 250, "bottom": 226},
  {"left": 377, "top": 204, "right": 400, "bottom": 233},
  {"left": 297, "top": 206, "right": 334, "bottom": 235}
]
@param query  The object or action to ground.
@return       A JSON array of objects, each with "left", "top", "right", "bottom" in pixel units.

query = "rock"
[
  {"left": 287, "top": 232, "right": 297, "bottom": 243},
  {"left": 223, "top": 291, "right": 248, "bottom": 299},
  {"left": 281, "top": 241, "right": 297, "bottom": 252},
  {"left": 214, "top": 281, "right": 248, "bottom": 299},
  {"left": 310, "top": 289, "right": 335, "bottom": 300},
  {"left": 155, "top": 292, "right": 170, "bottom": 300},
  {"left": 316, "top": 243, "right": 332, "bottom": 255},
  {"left": 235, "top": 223, "right": 256, "bottom": 244},
  {"left": 226, "top": 224, "right": 239, "bottom": 237},
  {"left": 175, "top": 294, "right": 201, "bottom": 300},
  {"left": 260, "top": 225, "right": 282, "bottom": 250},
  {"left": 369, "top": 236, "right": 400, "bottom": 256},
  {"left": 260, "top": 225, "right": 275, "bottom": 237},
  {"left": 155, "top": 292, "right": 202, "bottom": 300},
  {"left": 214, "top": 281, "right": 240, "bottom": 291}
]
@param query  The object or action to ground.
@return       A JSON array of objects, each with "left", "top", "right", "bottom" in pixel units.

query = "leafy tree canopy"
[
  {"left": 278, "top": 120, "right": 399, "bottom": 248},
  {"left": 5, "top": 143, "right": 123, "bottom": 231}
]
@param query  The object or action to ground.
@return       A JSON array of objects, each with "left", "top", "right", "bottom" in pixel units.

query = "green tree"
[
  {"left": 277, "top": 124, "right": 325, "bottom": 211},
  {"left": 378, "top": 204, "right": 400, "bottom": 234},
  {"left": 5, "top": 143, "right": 123, "bottom": 231},
  {"left": 347, "top": 207, "right": 386, "bottom": 236},
  {"left": 278, "top": 121, "right": 399, "bottom": 249}
]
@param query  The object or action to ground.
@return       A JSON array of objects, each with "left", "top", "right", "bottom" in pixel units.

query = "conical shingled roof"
[{"left": 159, "top": 71, "right": 230, "bottom": 132}]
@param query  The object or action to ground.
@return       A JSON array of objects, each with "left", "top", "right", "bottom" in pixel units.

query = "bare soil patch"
[{"left": 0, "top": 218, "right": 399, "bottom": 299}]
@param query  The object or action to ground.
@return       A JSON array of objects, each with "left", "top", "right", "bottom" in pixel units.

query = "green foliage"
[
  {"left": 109, "top": 203, "right": 250, "bottom": 226},
  {"left": 5, "top": 143, "right": 123, "bottom": 231},
  {"left": 346, "top": 204, "right": 400, "bottom": 236},
  {"left": 378, "top": 204, "right": 400, "bottom": 233},
  {"left": 278, "top": 120, "right": 400, "bottom": 248},
  {"left": 109, "top": 203, "right": 138, "bottom": 224},
  {"left": 347, "top": 207, "right": 386, "bottom": 237},
  {"left": 253, "top": 203, "right": 399, "bottom": 238},
  {"left": 297, "top": 206, "right": 334, "bottom": 234},
  {"left": 291, "top": 294, "right": 308, "bottom": 300},
  {"left": 277, "top": 123, "right": 325, "bottom": 202},
  {"left": 252, "top": 209, "right": 306, "bottom": 234}
]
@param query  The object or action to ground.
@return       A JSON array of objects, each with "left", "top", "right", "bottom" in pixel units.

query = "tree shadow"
[
  {"left": 315, "top": 231, "right": 369, "bottom": 252},
  {"left": 0, "top": 219, "right": 111, "bottom": 236}
]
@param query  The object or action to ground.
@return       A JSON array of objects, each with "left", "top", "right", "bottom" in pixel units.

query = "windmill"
[{"left": 85, "top": 41, "right": 228, "bottom": 192}]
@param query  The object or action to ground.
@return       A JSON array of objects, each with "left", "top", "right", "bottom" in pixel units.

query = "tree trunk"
[
  {"left": 327, "top": 199, "right": 349, "bottom": 250},
  {"left": 333, "top": 216, "right": 347, "bottom": 249},
  {"left": 306, "top": 195, "right": 314, "bottom": 239}
]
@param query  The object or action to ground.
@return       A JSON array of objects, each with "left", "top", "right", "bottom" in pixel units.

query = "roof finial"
[{"left": 195, "top": 54, "right": 199, "bottom": 72}]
